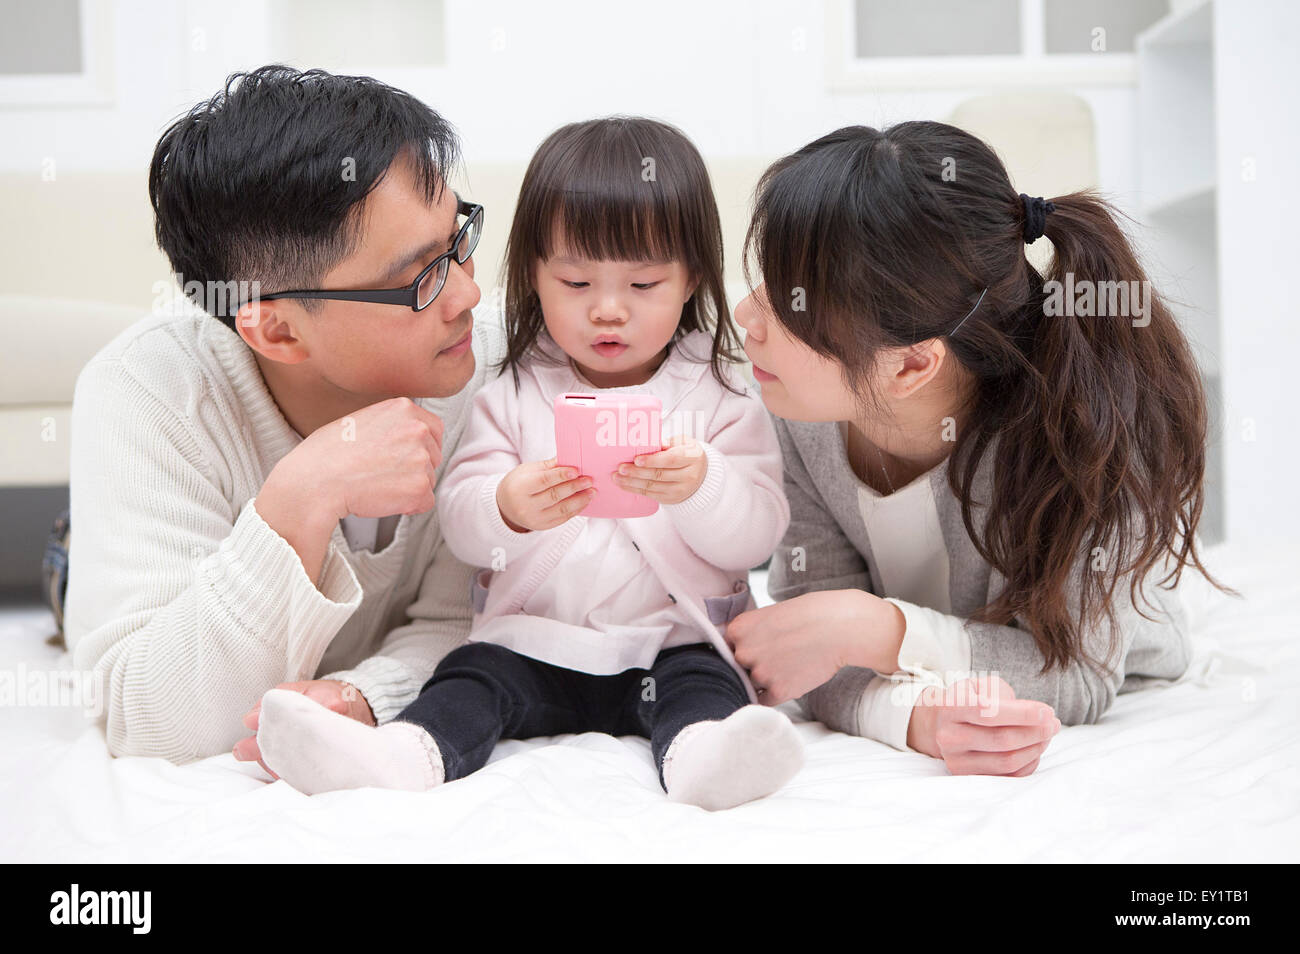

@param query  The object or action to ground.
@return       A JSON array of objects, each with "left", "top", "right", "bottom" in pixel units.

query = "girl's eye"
[
  {"left": 562, "top": 280, "right": 589, "bottom": 289},
  {"left": 632, "top": 282, "right": 660, "bottom": 290}
]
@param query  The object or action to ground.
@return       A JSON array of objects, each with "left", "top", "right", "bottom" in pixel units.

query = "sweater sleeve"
[
  {"left": 810, "top": 556, "right": 1195, "bottom": 747},
  {"left": 883, "top": 556, "right": 1196, "bottom": 726},
  {"left": 320, "top": 533, "right": 474, "bottom": 724},
  {"left": 64, "top": 359, "right": 363, "bottom": 763},
  {"left": 434, "top": 373, "right": 540, "bottom": 567},
  {"left": 661, "top": 380, "right": 790, "bottom": 572}
]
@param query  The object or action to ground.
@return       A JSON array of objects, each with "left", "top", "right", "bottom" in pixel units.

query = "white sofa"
[{"left": 1, "top": 294, "right": 146, "bottom": 489}]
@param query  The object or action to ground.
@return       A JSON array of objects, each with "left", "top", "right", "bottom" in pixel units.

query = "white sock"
[
  {"left": 256, "top": 688, "right": 444, "bottom": 795},
  {"left": 662, "top": 705, "right": 803, "bottom": 811}
]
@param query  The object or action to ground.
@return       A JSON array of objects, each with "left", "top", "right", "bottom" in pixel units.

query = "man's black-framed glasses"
[{"left": 255, "top": 198, "right": 483, "bottom": 312}]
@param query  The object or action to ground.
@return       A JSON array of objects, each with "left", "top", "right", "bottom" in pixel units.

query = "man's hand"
[
  {"left": 269, "top": 396, "right": 446, "bottom": 523},
  {"left": 495, "top": 457, "right": 595, "bottom": 532},
  {"left": 256, "top": 397, "right": 446, "bottom": 584},
  {"left": 611, "top": 434, "right": 708, "bottom": 505},
  {"left": 232, "top": 679, "right": 374, "bottom": 778}
]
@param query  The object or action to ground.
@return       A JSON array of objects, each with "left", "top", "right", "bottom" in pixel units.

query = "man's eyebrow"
[{"left": 379, "top": 228, "right": 456, "bottom": 286}]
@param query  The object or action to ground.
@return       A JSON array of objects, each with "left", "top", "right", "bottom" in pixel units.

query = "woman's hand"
[
  {"left": 726, "top": 589, "right": 905, "bottom": 704},
  {"left": 496, "top": 457, "right": 595, "bottom": 532},
  {"left": 611, "top": 435, "right": 708, "bottom": 505},
  {"left": 907, "top": 675, "right": 1060, "bottom": 776},
  {"left": 233, "top": 679, "right": 374, "bottom": 777}
]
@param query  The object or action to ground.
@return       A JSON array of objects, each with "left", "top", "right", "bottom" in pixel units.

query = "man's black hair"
[{"left": 148, "top": 64, "right": 460, "bottom": 324}]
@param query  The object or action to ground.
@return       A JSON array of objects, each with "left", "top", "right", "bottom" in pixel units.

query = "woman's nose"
[{"left": 735, "top": 291, "right": 764, "bottom": 341}]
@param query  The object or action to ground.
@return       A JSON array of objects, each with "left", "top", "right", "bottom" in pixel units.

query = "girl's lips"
[
  {"left": 592, "top": 341, "right": 629, "bottom": 358},
  {"left": 751, "top": 362, "right": 778, "bottom": 382}
]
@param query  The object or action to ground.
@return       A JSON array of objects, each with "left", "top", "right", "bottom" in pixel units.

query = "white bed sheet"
[{"left": 2, "top": 540, "right": 1297, "bottom": 863}]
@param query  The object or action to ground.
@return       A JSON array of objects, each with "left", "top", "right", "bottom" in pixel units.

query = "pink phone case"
[{"left": 554, "top": 392, "right": 663, "bottom": 518}]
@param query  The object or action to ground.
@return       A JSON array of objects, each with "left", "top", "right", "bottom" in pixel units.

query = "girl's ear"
[{"left": 684, "top": 273, "right": 701, "bottom": 301}]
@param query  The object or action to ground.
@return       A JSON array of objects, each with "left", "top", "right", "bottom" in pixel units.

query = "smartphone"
[{"left": 553, "top": 392, "right": 663, "bottom": 518}]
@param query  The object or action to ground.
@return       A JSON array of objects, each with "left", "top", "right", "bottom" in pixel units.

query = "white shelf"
[
  {"left": 1138, "top": 39, "right": 1215, "bottom": 208},
  {"left": 1139, "top": 0, "right": 1213, "bottom": 48},
  {"left": 1136, "top": 0, "right": 1223, "bottom": 542},
  {"left": 1144, "top": 179, "right": 1216, "bottom": 218}
]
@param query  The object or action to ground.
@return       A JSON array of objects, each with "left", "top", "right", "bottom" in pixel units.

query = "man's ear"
[
  {"left": 232, "top": 300, "right": 311, "bottom": 364},
  {"left": 890, "top": 338, "right": 946, "bottom": 398}
]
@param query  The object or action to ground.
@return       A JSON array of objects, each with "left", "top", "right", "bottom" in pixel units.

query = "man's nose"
[{"left": 441, "top": 258, "right": 480, "bottom": 317}]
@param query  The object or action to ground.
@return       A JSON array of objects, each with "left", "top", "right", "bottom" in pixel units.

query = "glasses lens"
[
  {"left": 456, "top": 207, "right": 482, "bottom": 264},
  {"left": 417, "top": 257, "right": 449, "bottom": 309}
]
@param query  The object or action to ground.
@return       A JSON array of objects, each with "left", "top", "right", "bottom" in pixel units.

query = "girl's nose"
[{"left": 592, "top": 294, "right": 629, "bottom": 323}]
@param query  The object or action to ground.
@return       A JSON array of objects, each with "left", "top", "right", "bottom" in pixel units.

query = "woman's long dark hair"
[
  {"left": 500, "top": 116, "right": 743, "bottom": 393},
  {"left": 745, "top": 122, "right": 1234, "bottom": 674}
]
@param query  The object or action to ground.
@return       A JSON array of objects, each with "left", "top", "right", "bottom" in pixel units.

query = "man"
[{"left": 64, "top": 65, "right": 503, "bottom": 764}]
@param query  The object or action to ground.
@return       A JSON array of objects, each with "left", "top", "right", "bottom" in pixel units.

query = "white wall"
[{"left": 0, "top": 0, "right": 1141, "bottom": 193}]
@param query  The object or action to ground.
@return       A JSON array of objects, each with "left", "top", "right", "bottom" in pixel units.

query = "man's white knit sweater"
[{"left": 64, "top": 306, "right": 506, "bottom": 763}]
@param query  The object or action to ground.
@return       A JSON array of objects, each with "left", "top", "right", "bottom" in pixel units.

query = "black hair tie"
[{"left": 1020, "top": 193, "right": 1056, "bottom": 244}]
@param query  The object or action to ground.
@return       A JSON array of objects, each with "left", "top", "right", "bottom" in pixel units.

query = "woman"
[{"left": 727, "top": 121, "right": 1232, "bottom": 777}]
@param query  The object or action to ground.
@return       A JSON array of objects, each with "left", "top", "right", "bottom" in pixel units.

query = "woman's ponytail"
[{"left": 964, "top": 188, "right": 1232, "bottom": 671}]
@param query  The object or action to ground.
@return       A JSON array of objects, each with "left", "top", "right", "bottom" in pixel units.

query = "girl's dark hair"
[
  {"left": 149, "top": 64, "right": 459, "bottom": 325},
  {"left": 745, "top": 121, "right": 1234, "bottom": 674},
  {"left": 500, "top": 116, "right": 743, "bottom": 393}
]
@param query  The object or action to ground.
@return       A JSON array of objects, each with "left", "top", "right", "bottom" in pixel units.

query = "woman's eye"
[
  {"left": 562, "top": 280, "right": 589, "bottom": 289},
  {"left": 632, "top": 282, "right": 660, "bottom": 290}
]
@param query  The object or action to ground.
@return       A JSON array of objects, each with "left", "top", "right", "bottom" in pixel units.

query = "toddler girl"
[{"left": 257, "top": 117, "right": 801, "bottom": 810}]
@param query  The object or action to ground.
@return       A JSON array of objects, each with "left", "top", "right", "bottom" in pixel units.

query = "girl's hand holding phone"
[
  {"left": 610, "top": 434, "right": 707, "bottom": 505},
  {"left": 496, "top": 458, "right": 596, "bottom": 532}
]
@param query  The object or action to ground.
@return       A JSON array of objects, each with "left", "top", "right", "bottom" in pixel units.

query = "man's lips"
[{"left": 439, "top": 323, "right": 472, "bottom": 355}]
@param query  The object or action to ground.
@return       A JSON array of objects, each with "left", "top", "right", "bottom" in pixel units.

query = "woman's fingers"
[
  {"left": 959, "top": 695, "right": 1056, "bottom": 728},
  {"left": 1009, "top": 755, "right": 1042, "bottom": 778},
  {"left": 953, "top": 738, "right": 1054, "bottom": 776},
  {"left": 963, "top": 718, "right": 1061, "bottom": 753},
  {"left": 940, "top": 716, "right": 1060, "bottom": 776}
]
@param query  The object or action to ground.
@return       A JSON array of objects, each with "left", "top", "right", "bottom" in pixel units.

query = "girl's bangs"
[{"left": 535, "top": 181, "right": 679, "bottom": 266}]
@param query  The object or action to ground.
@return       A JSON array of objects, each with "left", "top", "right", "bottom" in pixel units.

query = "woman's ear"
[
  {"left": 233, "top": 300, "right": 311, "bottom": 365},
  {"left": 889, "top": 338, "right": 947, "bottom": 398}
]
